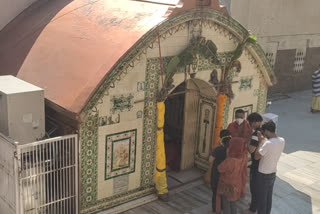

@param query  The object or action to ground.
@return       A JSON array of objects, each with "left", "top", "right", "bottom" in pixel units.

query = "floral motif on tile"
[
  {"left": 105, "top": 129, "right": 137, "bottom": 180},
  {"left": 257, "top": 81, "right": 268, "bottom": 114},
  {"left": 140, "top": 58, "right": 159, "bottom": 187},
  {"left": 239, "top": 76, "right": 253, "bottom": 90},
  {"left": 223, "top": 98, "right": 230, "bottom": 129},
  {"left": 111, "top": 94, "right": 134, "bottom": 114},
  {"left": 80, "top": 114, "right": 99, "bottom": 208}
]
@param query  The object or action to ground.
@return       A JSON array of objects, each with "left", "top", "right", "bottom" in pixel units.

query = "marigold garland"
[{"left": 212, "top": 93, "right": 228, "bottom": 151}]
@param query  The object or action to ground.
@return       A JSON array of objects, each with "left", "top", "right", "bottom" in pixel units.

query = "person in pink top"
[{"left": 227, "top": 109, "right": 251, "bottom": 199}]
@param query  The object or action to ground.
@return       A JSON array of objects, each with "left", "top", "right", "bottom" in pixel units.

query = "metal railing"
[{"left": 16, "top": 135, "right": 78, "bottom": 214}]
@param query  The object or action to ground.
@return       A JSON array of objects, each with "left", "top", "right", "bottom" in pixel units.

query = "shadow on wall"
[
  {"left": 0, "top": 0, "right": 73, "bottom": 76},
  {"left": 272, "top": 177, "right": 313, "bottom": 214}
]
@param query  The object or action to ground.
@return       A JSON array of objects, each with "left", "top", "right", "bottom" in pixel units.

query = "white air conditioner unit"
[{"left": 0, "top": 75, "right": 45, "bottom": 143}]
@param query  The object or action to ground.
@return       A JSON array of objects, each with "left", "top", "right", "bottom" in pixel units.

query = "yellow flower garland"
[{"left": 212, "top": 93, "right": 228, "bottom": 151}]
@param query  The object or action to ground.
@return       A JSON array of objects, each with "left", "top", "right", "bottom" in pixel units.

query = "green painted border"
[
  {"left": 232, "top": 104, "right": 253, "bottom": 121},
  {"left": 105, "top": 130, "right": 137, "bottom": 180},
  {"left": 257, "top": 81, "right": 268, "bottom": 114},
  {"left": 223, "top": 98, "right": 230, "bottom": 129}
]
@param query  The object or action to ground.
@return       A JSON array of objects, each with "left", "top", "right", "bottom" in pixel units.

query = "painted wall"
[
  {"left": 0, "top": 0, "right": 38, "bottom": 30},
  {"left": 0, "top": 134, "right": 16, "bottom": 214},
  {"left": 229, "top": 0, "right": 320, "bottom": 93},
  {"left": 230, "top": 0, "right": 320, "bottom": 37},
  {"left": 78, "top": 11, "right": 270, "bottom": 214}
]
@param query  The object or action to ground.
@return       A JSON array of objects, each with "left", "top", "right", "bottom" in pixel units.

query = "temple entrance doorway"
[{"left": 164, "top": 78, "right": 217, "bottom": 188}]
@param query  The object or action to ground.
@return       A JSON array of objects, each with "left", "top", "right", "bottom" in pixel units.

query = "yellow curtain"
[{"left": 154, "top": 102, "right": 168, "bottom": 196}]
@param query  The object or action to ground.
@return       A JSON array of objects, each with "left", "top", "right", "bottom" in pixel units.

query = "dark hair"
[
  {"left": 261, "top": 121, "right": 276, "bottom": 133},
  {"left": 247, "top": 112, "right": 263, "bottom": 123},
  {"left": 235, "top": 109, "right": 245, "bottom": 115},
  {"left": 220, "top": 129, "right": 231, "bottom": 138},
  {"left": 219, "top": 129, "right": 231, "bottom": 146}
]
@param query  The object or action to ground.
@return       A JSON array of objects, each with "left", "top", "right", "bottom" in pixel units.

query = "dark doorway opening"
[{"left": 164, "top": 82, "right": 185, "bottom": 172}]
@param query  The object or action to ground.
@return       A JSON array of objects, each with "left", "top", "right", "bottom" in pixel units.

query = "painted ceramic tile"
[
  {"left": 111, "top": 94, "right": 134, "bottom": 114},
  {"left": 136, "top": 111, "right": 143, "bottom": 119},
  {"left": 239, "top": 76, "right": 253, "bottom": 90},
  {"left": 232, "top": 104, "right": 253, "bottom": 121},
  {"left": 105, "top": 129, "right": 137, "bottom": 180},
  {"left": 99, "top": 114, "right": 120, "bottom": 126},
  {"left": 137, "top": 81, "right": 146, "bottom": 92}
]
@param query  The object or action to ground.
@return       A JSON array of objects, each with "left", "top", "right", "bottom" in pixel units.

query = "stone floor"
[{"left": 122, "top": 90, "right": 320, "bottom": 214}]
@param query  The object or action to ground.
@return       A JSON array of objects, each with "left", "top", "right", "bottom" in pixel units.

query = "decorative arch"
[{"left": 82, "top": 8, "right": 276, "bottom": 116}]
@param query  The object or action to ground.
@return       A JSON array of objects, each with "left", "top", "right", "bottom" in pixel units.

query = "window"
[
  {"left": 266, "top": 52, "right": 275, "bottom": 69},
  {"left": 293, "top": 50, "right": 305, "bottom": 73}
]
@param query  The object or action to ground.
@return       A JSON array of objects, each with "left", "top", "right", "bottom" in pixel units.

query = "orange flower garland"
[{"left": 212, "top": 93, "right": 228, "bottom": 151}]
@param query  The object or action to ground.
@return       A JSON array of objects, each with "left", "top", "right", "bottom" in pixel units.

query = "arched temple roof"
[{"left": 0, "top": 0, "right": 274, "bottom": 116}]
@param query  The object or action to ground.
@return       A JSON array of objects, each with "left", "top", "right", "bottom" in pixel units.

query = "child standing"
[{"left": 209, "top": 130, "right": 232, "bottom": 213}]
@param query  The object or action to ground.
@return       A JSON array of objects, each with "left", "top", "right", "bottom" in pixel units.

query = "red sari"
[{"left": 227, "top": 121, "right": 251, "bottom": 198}]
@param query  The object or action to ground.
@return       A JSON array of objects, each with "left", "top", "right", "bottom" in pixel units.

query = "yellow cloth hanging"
[
  {"left": 312, "top": 96, "right": 320, "bottom": 111},
  {"left": 154, "top": 102, "right": 168, "bottom": 196}
]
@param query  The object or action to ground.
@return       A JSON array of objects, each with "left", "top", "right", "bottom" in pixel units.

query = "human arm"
[
  {"left": 209, "top": 146, "right": 221, "bottom": 165},
  {"left": 248, "top": 145, "right": 256, "bottom": 154},
  {"left": 218, "top": 159, "right": 234, "bottom": 174},
  {"left": 209, "top": 155, "right": 215, "bottom": 165},
  {"left": 254, "top": 131, "right": 267, "bottom": 160},
  {"left": 249, "top": 133, "right": 259, "bottom": 154}
]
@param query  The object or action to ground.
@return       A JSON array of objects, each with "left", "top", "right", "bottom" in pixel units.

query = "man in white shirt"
[{"left": 254, "top": 121, "right": 285, "bottom": 214}]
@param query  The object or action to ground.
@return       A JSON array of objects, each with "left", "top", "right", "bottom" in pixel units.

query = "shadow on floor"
[{"left": 123, "top": 175, "right": 314, "bottom": 214}]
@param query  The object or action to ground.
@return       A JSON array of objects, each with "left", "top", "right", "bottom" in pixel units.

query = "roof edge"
[{"left": 81, "top": 8, "right": 276, "bottom": 116}]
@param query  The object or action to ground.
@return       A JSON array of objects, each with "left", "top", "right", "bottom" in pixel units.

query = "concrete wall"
[
  {"left": 230, "top": 0, "right": 320, "bottom": 37},
  {"left": 0, "top": 134, "right": 16, "bottom": 214},
  {"left": 230, "top": 0, "right": 320, "bottom": 94},
  {"left": 0, "top": 0, "right": 39, "bottom": 30}
]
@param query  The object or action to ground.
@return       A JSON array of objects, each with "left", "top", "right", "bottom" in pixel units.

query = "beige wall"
[
  {"left": 230, "top": 0, "right": 320, "bottom": 93},
  {"left": 95, "top": 55, "right": 147, "bottom": 200},
  {"left": 230, "top": 0, "right": 320, "bottom": 37},
  {"left": 230, "top": 0, "right": 320, "bottom": 52},
  {"left": 0, "top": 0, "right": 38, "bottom": 30}
]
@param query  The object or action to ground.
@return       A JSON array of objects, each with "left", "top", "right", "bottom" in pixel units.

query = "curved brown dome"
[{"left": 0, "top": 0, "right": 172, "bottom": 113}]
